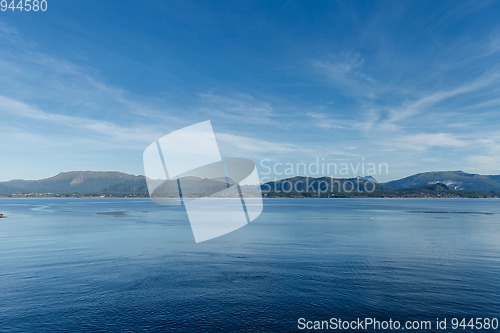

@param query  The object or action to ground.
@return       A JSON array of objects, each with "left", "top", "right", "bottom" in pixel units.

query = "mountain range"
[
  {"left": 0, "top": 171, "right": 142, "bottom": 194},
  {"left": 383, "top": 170, "right": 500, "bottom": 191},
  {"left": 0, "top": 170, "right": 500, "bottom": 197}
]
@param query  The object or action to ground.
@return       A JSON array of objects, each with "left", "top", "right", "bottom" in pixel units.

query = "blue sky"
[{"left": 1, "top": 0, "right": 500, "bottom": 182}]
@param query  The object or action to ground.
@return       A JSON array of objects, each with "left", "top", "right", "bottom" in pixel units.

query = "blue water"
[{"left": 0, "top": 198, "right": 499, "bottom": 332}]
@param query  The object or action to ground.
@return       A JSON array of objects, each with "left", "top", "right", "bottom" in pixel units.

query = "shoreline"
[{"left": 0, "top": 195, "right": 498, "bottom": 199}]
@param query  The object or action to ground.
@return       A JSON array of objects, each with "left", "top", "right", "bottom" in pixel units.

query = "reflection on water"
[{"left": 0, "top": 198, "right": 500, "bottom": 332}]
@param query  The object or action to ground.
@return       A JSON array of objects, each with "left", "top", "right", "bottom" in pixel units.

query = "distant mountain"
[
  {"left": 357, "top": 175, "right": 378, "bottom": 183},
  {"left": 0, "top": 183, "right": 21, "bottom": 194},
  {"left": 2, "top": 179, "right": 35, "bottom": 187},
  {"left": 398, "top": 182, "right": 452, "bottom": 193},
  {"left": 0, "top": 171, "right": 142, "bottom": 194},
  {"left": 261, "top": 176, "right": 389, "bottom": 197},
  {"left": 0, "top": 172, "right": 249, "bottom": 196},
  {"left": 1, "top": 170, "right": 500, "bottom": 198},
  {"left": 0, "top": 179, "right": 34, "bottom": 193},
  {"left": 383, "top": 170, "right": 500, "bottom": 191},
  {"left": 101, "top": 177, "right": 148, "bottom": 194},
  {"left": 487, "top": 174, "right": 500, "bottom": 183},
  {"left": 383, "top": 182, "right": 499, "bottom": 198},
  {"left": 262, "top": 179, "right": 498, "bottom": 198},
  {"left": 102, "top": 176, "right": 257, "bottom": 197}
]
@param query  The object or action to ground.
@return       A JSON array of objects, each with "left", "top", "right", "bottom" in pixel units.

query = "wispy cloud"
[
  {"left": 312, "top": 53, "right": 377, "bottom": 99},
  {"left": 466, "top": 155, "right": 500, "bottom": 175},
  {"left": 0, "top": 21, "right": 19, "bottom": 36},
  {"left": 389, "top": 133, "right": 467, "bottom": 151},
  {"left": 215, "top": 132, "right": 303, "bottom": 156},
  {"left": 309, "top": 48, "right": 500, "bottom": 162},
  {"left": 2, "top": 2, "right": 500, "bottom": 181},
  {"left": 198, "top": 92, "right": 276, "bottom": 124},
  {"left": 305, "top": 112, "right": 353, "bottom": 129},
  {"left": 0, "top": 23, "right": 182, "bottom": 128},
  {"left": 382, "top": 69, "right": 500, "bottom": 126},
  {"left": 0, "top": 95, "right": 166, "bottom": 149},
  {"left": 0, "top": 20, "right": 21, "bottom": 45}
]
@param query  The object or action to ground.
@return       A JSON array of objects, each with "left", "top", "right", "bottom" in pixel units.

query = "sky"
[{"left": 1, "top": 0, "right": 500, "bottom": 182}]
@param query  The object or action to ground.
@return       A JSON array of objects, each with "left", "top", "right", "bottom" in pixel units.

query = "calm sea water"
[{"left": 0, "top": 198, "right": 499, "bottom": 332}]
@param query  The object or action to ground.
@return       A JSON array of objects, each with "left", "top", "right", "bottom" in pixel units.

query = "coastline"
[{"left": 0, "top": 193, "right": 498, "bottom": 199}]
